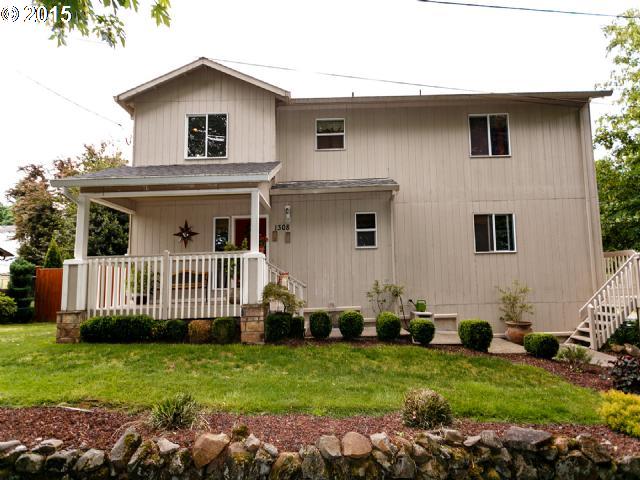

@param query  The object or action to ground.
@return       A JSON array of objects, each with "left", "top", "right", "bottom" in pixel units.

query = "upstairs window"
[
  {"left": 355, "top": 212, "right": 377, "bottom": 248},
  {"left": 316, "top": 118, "right": 345, "bottom": 150},
  {"left": 469, "top": 114, "right": 510, "bottom": 156},
  {"left": 186, "top": 113, "right": 227, "bottom": 158},
  {"left": 474, "top": 214, "right": 516, "bottom": 253}
]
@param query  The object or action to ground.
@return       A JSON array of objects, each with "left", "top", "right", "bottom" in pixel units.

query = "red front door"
[{"left": 234, "top": 218, "right": 267, "bottom": 252}]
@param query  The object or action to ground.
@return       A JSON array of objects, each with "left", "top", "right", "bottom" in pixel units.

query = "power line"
[
  {"left": 15, "top": 70, "right": 125, "bottom": 128},
  {"left": 417, "top": 0, "right": 640, "bottom": 19}
]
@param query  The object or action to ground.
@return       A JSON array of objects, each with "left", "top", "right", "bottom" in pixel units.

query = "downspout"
[{"left": 390, "top": 191, "right": 397, "bottom": 284}]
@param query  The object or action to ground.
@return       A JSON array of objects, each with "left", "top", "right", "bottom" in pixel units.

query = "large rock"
[
  {"left": 576, "top": 434, "right": 611, "bottom": 465},
  {"left": 245, "top": 434, "right": 262, "bottom": 453},
  {"left": 157, "top": 437, "right": 180, "bottom": 457},
  {"left": 316, "top": 435, "right": 341, "bottom": 460},
  {"left": 45, "top": 449, "right": 79, "bottom": 474},
  {"left": 262, "top": 443, "right": 279, "bottom": 458},
  {"left": 168, "top": 448, "right": 193, "bottom": 477},
  {"left": 252, "top": 447, "right": 277, "bottom": 478},
  {"left": 392, "top": 454, "right": 416, "bottom": 479},
  {"left": 0, "top": 445, "right": 26, "bottom": 467},
  {"left": 372, "top": 449, "right": 392, "bottom": 471},
  {"left": 75, "top": 449, "right": 109, "bottom": 480},
  {"left": 370, "top": 433, "right": 397, "bottom": 456},
  {"left": 32, "top": 438, "right": 63, "bottom": 455},
  {"left": 300, "top": 445, "right": 329, "bottom": 480},
  {"left": 342, "top": 432, "right": 371, "bottom": 459},
  {"left": 14, "top": 453, "right": 44, "bottom": 474},
  {"left": 269, "top": 452, "right": 302, "bottom": 480},
  {"left": 226, "top": 441, "right": 254, "bottom": 479},
  {"left": 412, "top": 443, "right": 429, "bottom": 464},
  {"left": 110, "top": 428, "right": 142, "bottom": 471},
  {"left": 480, "top": 430, "right": 503, "bottom": 450},
  {"left": 555, "top": 450, "right": 597, "bottom": 480},
  {"left": 127, "top": 439, "right": 162, "bottom": 479},
  {"left": 617, "top": 456, "right": 640, "bottom": 478},
  {"left": 0, "top": 441, "right": 20, "bottom": 454},
  {"left": 192, "top": 433, "right": 230, "bottom": 468},
  {"left": 442, "top": 429, "right": 465, "bottom": 445},
  {"left": 513, "top": 453, "right": 538, "bottom": 480},
  {"left": 503, "top": 426, "right": 552, "bottom": 451}
]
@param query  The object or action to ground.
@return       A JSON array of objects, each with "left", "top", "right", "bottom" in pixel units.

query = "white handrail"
[
  {"left": 603, "top": 250, "right": 637, "bottom": 279},
  {"left": 265, "top": 261, "right": 307, "bottom": 302}
]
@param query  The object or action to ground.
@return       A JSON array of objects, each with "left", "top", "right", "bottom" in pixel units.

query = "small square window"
[
  {"left": 186, "top": 113, "right": 227, "bottom": 158},
  {"left": 355, "top": 212, "right": 376, "bottom": 248},
  {"left": 474, "top": 214, "right": 516, "bottom": 253},
  {"left": 469, "top": 114, "right": 510, "bottom": 156},
  {"left": 316, "top": 118, "right": 345, "bottom": 150}
]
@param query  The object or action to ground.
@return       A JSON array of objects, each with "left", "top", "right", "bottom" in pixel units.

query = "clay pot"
[{"left": 504, "top": 321, "right": 533, "bottom": 344}]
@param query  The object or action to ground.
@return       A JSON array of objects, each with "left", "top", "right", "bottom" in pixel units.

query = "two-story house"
[{"left": 53, "top": 57, "right": 615, "bottom": 346}]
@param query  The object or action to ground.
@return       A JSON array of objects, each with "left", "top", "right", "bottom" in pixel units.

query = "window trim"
[
  {"left": 185, "top": 113, "right": 229, "bottom": 160},
  {"left": 315, "top": 118, "right": 346, "bottom": 151},
  {"left": 354, "top": 211, "right": 377, "bottom": 249},
  {"left": 468, "top": 113, "right": 511, "bottom": 158},
  {"left": 473, "top": 213, "right": 517, "bottom": 254}
]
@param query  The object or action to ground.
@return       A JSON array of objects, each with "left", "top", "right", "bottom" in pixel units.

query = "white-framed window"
[
  {"left": 316, "top": 118, "right": 345, "bottom": 150},
  {"left": 355, "top": 212, "right": 377, "bottom": 249},
  {"left": 186, "top": 113, "right": 228, "bottom": 159},
  {"left": 474, "top": 214, "right": 516, "bottom": 253},
  {"left": 469, "top": 114, "right": 510, "bottom": 157}
]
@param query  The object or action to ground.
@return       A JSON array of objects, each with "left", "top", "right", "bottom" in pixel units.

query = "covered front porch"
[{"left": 52, "top": 162, "right": 305, "bottom": 323}]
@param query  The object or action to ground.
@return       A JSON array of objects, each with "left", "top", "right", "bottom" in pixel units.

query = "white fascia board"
[{"left": 51, "top": 173, "right": 271, "bottom": 188}]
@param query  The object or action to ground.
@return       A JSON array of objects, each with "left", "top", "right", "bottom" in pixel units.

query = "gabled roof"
[
  {"left": 272, "top": 178, "right": 399, "bottom": 195},
  {"left": 51, "top": 162, "right": 281, "bottom": 188},
  {"left": 115, "top": 57, "right": 291, "bottom": 115}
]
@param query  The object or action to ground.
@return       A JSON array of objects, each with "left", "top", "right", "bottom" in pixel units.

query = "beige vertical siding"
[
  {"left": 273, "top": 100, "right": 603, "bottom": 331},
  {"left": 131, "top": 67, "right": 277, "bottom": 166}
]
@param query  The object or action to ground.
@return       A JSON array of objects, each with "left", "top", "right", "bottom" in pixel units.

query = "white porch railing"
[
  {"left": 266, "top": 261, "right": 307, "bottom": 301},
  {"left": 86, "top": 251, "right": 253, "bottom": 319},
  {"left": 603, "top": 250, "right": 637, "bottom": 279}
]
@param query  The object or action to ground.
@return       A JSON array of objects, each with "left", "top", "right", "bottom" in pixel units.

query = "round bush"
[
  {"left": 289, "top": 316, "right": 305, "bottom": 339},
  {"left": 339, "top": 310, "right": 364, "bottom": 339},
  {"left": 309, "top": 311, "right": 332, "bottom": 339},
  {"left": 376, "top": 311, "right": 401, "bottom": 341},
  {"left": 265, "top": 312, "right": 292, "bottom": 342},
  {"left": 410, "top": 318, "right": 435, "bottom": 346},
  {"left": 156, "top": 319, "right": 187, "bottom": 342},
  {"left": 401, "top": 388, "right": 453, "bottom": 429},
  {"left": 0, "top": 293, "right": 17, "bottom": 324},
  {"left": 458, "top": 319, "right": 493, "bottom": 352},
  {"left": 523, "top": 333, "right": 559, "bottom": 359},
  {"left": 188, "top": 319, "right": 213, "bottom": 344},
  {"left": 212, "top": 317, "right": 238, "bottom": 344}
]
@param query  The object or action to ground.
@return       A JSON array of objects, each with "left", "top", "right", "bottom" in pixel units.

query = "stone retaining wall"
[{"left": 1, "top": 426, "right": 639, "bottom": 479}]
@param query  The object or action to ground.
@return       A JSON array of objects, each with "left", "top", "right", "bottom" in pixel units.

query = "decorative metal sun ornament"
[{"left": 174, "top": 220, "right": 199, "bottom": 248}]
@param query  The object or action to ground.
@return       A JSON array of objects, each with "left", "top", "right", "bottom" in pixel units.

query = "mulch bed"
[{"left": 1, "top": 407, "right": 639, "bottom": 457}]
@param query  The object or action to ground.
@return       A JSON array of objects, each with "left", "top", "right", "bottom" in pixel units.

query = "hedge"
[
  {"left": 80, "top": 314, "right": 159, "bottom": 343},
  {"left": 290, "top": 316, "right": 305, "bottom": 339},
  {"left": 523, "top": 333, "right": 559, "bottom": 359},
  {"left": 211, "top": 317, "right": 238, "bottom": 344},
  {"left": 309, "top": 311, "right": 332, "bottom": 339},
  {"left": 265, "top": 312, "right": 292, "bottom": 342},
  {"left": 458, "top": 319, "right": 493, "bottom": 352}
]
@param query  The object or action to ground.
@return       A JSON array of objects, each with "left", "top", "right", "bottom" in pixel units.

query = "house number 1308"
[{"left": 274, "top": 224, "right": 290, "bottom": 231}]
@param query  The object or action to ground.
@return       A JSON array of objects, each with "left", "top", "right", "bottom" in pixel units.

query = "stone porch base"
[
  {"left": 56, "top": 310, "right": 86, "bottom": 344},
  {"left": 240, "top": 304, "right": 266, "bottom": 344}
]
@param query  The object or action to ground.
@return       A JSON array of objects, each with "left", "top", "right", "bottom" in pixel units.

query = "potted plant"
[{"left": 497, "top": 280, "right": 534, "bottom": 344}]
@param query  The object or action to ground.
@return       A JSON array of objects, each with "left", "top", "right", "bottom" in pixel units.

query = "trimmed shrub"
[
  {"left": 188, "top": 320, "right": 213, "bottom": 344},
  {"left": 290, "top": 316, "right": 305, "bottom": 339},
  {"left": 150, "top": 393, "right": 202, "bottom": 430},
  {"left": 608, "top": 319, "right": 640, "bottom": 348},
  {"left": 43, "top": 238, "right": 64, "bottom": 268},
  {"left": 80, "top": 314, "right": 157, "bottom": 343},
  {"left": 212, "top": 317, "right": 238, "bottom": 344},
  {"left": 339, "top": 310, "right": 364, "bottom": 339},
  {"left": 458, "top": 319, "right": 493, "bottom": 352},
  {"left": 523, "top": 333, "right": 560, "bottom": 359},
  {"left": 8, "top": 258, "right": 35, "bottom": 323},
  {"left": 0, "top": 293, "right": 17, "bottom": 324},
  {"left": 265, "top": 312, "right": 292, "bottom": 342},
  {"left": 376, "top": 311, "right": 401, "bottom": 341},
  {"left": 611, "top": 355, "right": 640, "bottom": 394},
  {"left": 555, "top": 345, "right": 593, "bottom": 371},
  {"left": 155, "top": 319, "right": 188, "bottom": 343},
  {"left": 599, "top": 390, "right": 640, "bottom": 438},
  {"left": 402, "top": 388, "right": 453, "bottom": 429},
  {"left": 410, "top": 318, "right": 435, "bottom": 346},
  {"left": 309, "top": 311, "right": 332, "bottom": 339}
]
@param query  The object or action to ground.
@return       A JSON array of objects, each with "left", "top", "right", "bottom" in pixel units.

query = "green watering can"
[{"left": 415, "top": 300, "right": 427, "bottom": 312}]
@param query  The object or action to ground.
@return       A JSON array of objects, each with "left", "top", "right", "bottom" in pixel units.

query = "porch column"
[
  {"left": 74, "top": 196, "right": 90, "bottom": 260},
  {"left": 250, "top": 189, "right": 260, "bottom": 253}
]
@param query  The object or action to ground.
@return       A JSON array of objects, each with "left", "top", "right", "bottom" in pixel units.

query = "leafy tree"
[
  {"left": 0, "top": 204, "right": 13, "bottom": 226},
  {"left": 43, "top": 238, "right": 64, "bottom": 268},
  {"left": 36, "top": 0, "right": 171, "bottom": 47},
  {"left": 595, "top": 9, "right": 640, "bottom": 251}
]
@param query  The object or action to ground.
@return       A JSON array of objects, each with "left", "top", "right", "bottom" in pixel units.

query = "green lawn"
[{"left": 0, "top": 323, "right": 601, "bottom": 423}]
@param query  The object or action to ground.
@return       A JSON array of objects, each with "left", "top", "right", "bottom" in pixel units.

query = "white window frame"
[
  {"left": 355, "top": 212, "right": 377, "bottom": 249},
  {"left": 185, "top": 113, "right": 229, "bottom": 160},
  {"left": 473, "top": 213, "right": 517, "bottom": 254},
  {"left": 316, "top": 118, "right": 346, "bottom": 151},
  {"left": 468, "top": 113, "right": 511, "bottom": 157}
]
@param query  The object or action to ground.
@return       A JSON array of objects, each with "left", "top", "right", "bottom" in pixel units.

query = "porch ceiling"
[{"left": 50, "top": 162, "right": 281, "bottom": 188}]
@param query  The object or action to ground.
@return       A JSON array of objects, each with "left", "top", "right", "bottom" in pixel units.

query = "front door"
[{"left": 233, "top": 217, "right": 267, "bottom": 253}]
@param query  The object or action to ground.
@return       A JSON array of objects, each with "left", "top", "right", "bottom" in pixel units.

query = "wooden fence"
[{"left": 34, "top": 267, "right": 63, "bottom": 322}]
